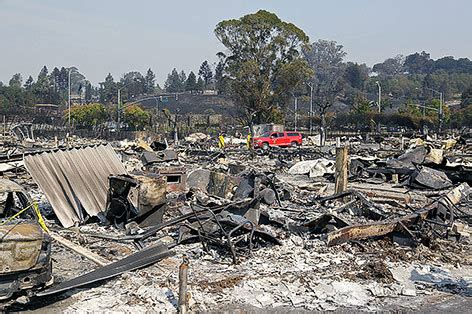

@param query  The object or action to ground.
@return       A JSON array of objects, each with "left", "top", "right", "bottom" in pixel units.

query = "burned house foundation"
[{"left": 0, "top": 132, "right": 471, "bottom": 312}]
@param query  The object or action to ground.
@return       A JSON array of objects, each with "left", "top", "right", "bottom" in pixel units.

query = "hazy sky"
[{"left": 1, "top": 0, "right": 471, "bottom": 86}]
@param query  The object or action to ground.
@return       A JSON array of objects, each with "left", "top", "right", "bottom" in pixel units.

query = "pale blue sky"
[{"left": 0, "top": 0, "right": 470, "bottom": 85}]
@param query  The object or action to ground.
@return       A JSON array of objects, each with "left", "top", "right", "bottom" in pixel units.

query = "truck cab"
[{"left": 253, "top": 131, "right": 302, "bottom": 149}]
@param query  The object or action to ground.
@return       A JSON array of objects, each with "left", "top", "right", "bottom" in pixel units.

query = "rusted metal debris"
[
  {"left": 327, "top": 183, "right": 470, "bottom": 246},
  {"left": 157, "top": 167, "right": 187, "bottom": 192},
  {"left": 178, "top": 206, "right": 260, "bottom": 264}
]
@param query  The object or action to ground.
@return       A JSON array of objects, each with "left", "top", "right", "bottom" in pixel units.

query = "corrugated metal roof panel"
[{"left": 24, "top": 144, "right": 127, "bottom": 228}]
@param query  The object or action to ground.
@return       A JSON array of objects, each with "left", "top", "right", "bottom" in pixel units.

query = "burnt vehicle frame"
[{"left": 0, "top": 179, "right": 52, "bottom": 300}]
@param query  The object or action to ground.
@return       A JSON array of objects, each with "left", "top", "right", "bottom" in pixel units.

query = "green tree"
[
  {"left": 144, "top": 68, "right": 156, "bottom": 94},
  {"left": 24, "top": 76, "right": 34, "bottom": 90},
  {"left": 120, "top": 71, "right": 146, "bottom": 99},
  {"left": 58, "top": 67, "right": 69, "bottom": 92},
  {"left": 179, "top": 70, "right": 187, "bottom": 89},
  {"left": 34, "top": 66, "right": 52, "bottom": 103},
  {"left": 185, "top": 71, "right": 198, "bottom": 92},
  {"left": 196, "top": 77, "right": 204, "bottom": 92},
  {"left": 451, "top": 104, "right": 472, "bottom": 128},
  {"left": 50, "top": 67, "right": 60, "bottom": 92},
  {"left": 302, "top": 39, "right": 346, "bottom": 145},
  {"left": 352, "top": 95, "right": 373, "bottom": 114},
  {"left": 215, "top": 10, "right": 312, "bottom": 125},
  {"left": 164, "top": 68, "right": 184, "bottom": 92},
  {"left": 214, "top": 57, "right": 229, "bottom": 94},
  {"left": 99, "top": 73, "right": 117, "bottom": 103},
  {"left": 123, "top": 104, "right": 150, "bottom": 130},
  {"left": 372, "top": 55, "right": 404, "bottom": 77},
  {"left": 344, "top": 62, "right": 369, "bottom": 90},
  {"left": 461, "top": 86, "right": 472, "bottom": 107},
  {"left": 404, "top": 51, "right": 434, "bottom": 74},
  {"left": 68, "top": 103, "right": 108, "bottom": 127},
  {"left": 9, "top": 73, "right": 22, "bottom": 88},
  {"left": 198, "top": 60, "right": 213, "bottom": 88}
]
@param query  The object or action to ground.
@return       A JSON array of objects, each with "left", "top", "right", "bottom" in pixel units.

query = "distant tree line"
[
  {"left": 2, "top": 10, "right": 472, "bottom": 134},
  {"left": 0, "top": 66, "right": 93, "bottom": 114},
  {"left": 210, "top": 10, "right": 472, "bottom": 136}
]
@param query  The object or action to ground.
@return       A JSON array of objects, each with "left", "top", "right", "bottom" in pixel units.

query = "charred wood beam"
[{"left": 327, "top": 209, "right": 430, "bottom": 246}]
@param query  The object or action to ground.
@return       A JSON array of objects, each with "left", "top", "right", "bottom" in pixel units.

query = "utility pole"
[
  {"left": 117, "top": 88, "right": 121, "bottom": 127},
  {"left": 116, "top": 81, "right": 138, "bottom": 129},
  {"left": 420, "top": 87, "right": 443, "bottom": 133},
  {"left": 68, "top": 69, "right": 72, "bottom": 129},
  {"left": 439, "top": 91, "right": 443, "bottom": 134},
  {"left": 376, "top": 81, "right": 381, "bottom": 133},
  {"left": 306, "top": 82, "right": 313, "bottom": 135},
  {"left": 294, "top": 96, "right": 298, "bottom": 131}
]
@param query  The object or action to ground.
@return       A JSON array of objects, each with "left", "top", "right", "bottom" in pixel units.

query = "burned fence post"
[
  {"left": 335, "top": 143, "right": 349, "bottom": 194},
  {"left": 178, "top": 255, "right": 189, "bottom": 314}
]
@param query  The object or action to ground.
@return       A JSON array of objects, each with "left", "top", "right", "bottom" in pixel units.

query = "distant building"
[
  {"left": 202, "top": 90, "right": 218, "bottom": 96},
  {"left": 70, "top": 94, "right": 82, "bottom": 105},
  {"left": 35, "top": 104, "right": 60, "bottom": 115},
  {"left": 34, "top": 104, "right": 61, "bottom": 124}
]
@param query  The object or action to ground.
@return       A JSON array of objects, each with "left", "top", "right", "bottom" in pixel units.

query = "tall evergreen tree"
[
  {"left": 34, "top": 66, "right": 52, "bottom": 103},
  {"left": 51, "top": 67, "right": 61, "bottom": 92},
  {"left": 24, "top": 76, "right": 34, "bottom": 90},
  {"left": 58, "top": 67, "right": 69, "bottom": 92},
  {"left": 164, "top": 68, "right": 184, "bottom": 92},
  {"left": 185, "top": 71, "right": 198, "bottom": 91},
  {"left": 8, "top": 73, "right": 22, "bottom": 88},
  {"left": 144, "top": 68, "right": 156, "bottom": 94},
  {"left": 197, "top": 77, "right": 205, "bottom": 92},
  {"left": 214, "top": 59, "right": 228, "bottom": 94},
  {"left": 198, "top": 60, "right": 213, "bottom": 87},
  {"left": 99, "top": 73, "right": 117, "bottom": 103},
  {"left": 179, "top": 70, "right": 187, "bottom": 89}
]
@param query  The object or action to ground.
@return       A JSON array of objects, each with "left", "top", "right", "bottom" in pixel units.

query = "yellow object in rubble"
[
  {"left": 1, "top": 201, "right": 49, "bottom": 233},
  {"left": 247, "top": 134, "right": 251, "bottom": 149},
  {"left": 218, "top": 135, "right": 225, "bottom": 148}
]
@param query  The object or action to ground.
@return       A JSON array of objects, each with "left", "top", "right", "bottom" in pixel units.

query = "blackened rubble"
[{"left": 0, "top": 132, "right": 471, "bottom": 312}]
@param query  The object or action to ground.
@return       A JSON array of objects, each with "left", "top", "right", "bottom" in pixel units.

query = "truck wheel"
[
  {"left": 262, "top": 142, "right": 270, "bottom": 150},
  {"left": 291, "top": 141, "right": 298, "bottom": 148}
]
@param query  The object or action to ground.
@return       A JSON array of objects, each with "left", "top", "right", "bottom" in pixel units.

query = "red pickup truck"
[{"left": 253, "top": 131, "right": 302, "bottom": 149}]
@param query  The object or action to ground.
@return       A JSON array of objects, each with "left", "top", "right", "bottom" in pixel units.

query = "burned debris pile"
[{"left": 0, "top": 133, "right": 472, "bottom": 311}]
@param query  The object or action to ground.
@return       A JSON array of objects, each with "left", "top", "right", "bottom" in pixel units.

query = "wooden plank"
[
  {"left": 335, "top": 145, "right": 348, "bottom": 194},
  {"left": 51, "top": 232, "right": 109, "bottom": 266}
]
